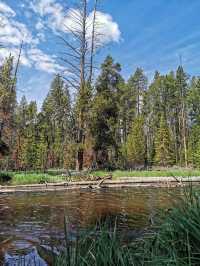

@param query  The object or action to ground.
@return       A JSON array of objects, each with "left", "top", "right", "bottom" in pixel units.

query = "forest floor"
[{"left": 1, "top": 168, "right": 200, "bottom": 186}]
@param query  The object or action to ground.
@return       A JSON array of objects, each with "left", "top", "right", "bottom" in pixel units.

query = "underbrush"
[{"left": 0, "top": 171, "right": 13, "bottom": 183}]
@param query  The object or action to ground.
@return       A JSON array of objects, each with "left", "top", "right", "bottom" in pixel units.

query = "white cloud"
[
  {"left": 30, "top": 0, "right": 64, "bottom": 32},
  {"left": 35, "top": 20, "right": 45, "bottom": 30},
  {"left": 30, "top": 0, "right": 61, "bottom": 16},
  {"left": 28, "top": 48, "right": 64, "bottom": 73},
  {"left": 0, "top": 47, "right": 31, "bottom": 67},
  {"left": 0, "top": 46, "right": 63, "bottom": 74},
  {"left": 0, "top": 2, "right": 16, "bottom": 17},
  {"left": 30, "top": 0, "right": 121, "bottom": 44},
  {"left": 0, "top": 12, "right": 34, "bottom": 46},
  {"left": 0, "top": 2, "right": 63, "bottom": 74},
  {"left": 0, "top": 0, "right": 120, "bottom": 75},
  {"left": 36, "top": 32, "right": 46, "bottom": 42},
  {"left": 88, "top": 11, "right": 121, "bottom": 44}
]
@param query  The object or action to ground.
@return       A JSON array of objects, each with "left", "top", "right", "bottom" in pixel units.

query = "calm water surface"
[{"left": 0, "top": 187, "right": 180, "bottom": 265}]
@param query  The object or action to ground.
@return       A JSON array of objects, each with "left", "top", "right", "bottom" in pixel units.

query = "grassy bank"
[
  {"left": 1, "top": 168, "right": 200, "bottom": 185},
  {"left": 93, "top": 169, "right": 200, "bottom": 179},
  {"left": 11, "top": 172, "right": 67, "bottom": 185},
  {"left": 55, "top": 187, "right": 200, "bottom": 265},
  {"left": 0, "top": 171, "right": 68, "bottom": 185}
]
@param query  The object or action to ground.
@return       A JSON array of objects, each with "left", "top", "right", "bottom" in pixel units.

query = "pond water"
[{"left": 0, "top": 187, "right": 181, "bottom": 265}]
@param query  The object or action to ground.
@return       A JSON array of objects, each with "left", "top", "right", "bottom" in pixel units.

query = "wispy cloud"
[
  {"left": 0, "top": 1, "right": 63, "bottom": 74},
  {"left": 0, "top": 0, "right": 121, "bottom": 74},
  {"left": 30, "top": 0, "right": 121, "bottom": 44},
  {"left": 0, "top": 2, "right": 16, "bottom": 16},
  {"left": 28, "top": 48, "right": 64, "bottom": 73}
]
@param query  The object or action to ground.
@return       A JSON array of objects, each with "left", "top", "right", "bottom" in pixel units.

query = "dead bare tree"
[
  {"left": 60, "top": 0, "right": 101, "bottom": 171},
  {"left": 88, "top": 0, "right": 98, "bottom": 84}
]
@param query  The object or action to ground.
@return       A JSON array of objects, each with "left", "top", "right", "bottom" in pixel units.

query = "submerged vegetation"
[{"left": 55, "top": 187, "right": 200, "bottom": 266}]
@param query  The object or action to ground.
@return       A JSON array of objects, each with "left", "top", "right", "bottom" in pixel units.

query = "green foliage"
[
  {"left": 188, "top": 125, "right": 200, "bottom": 167},
  {"left": 56, "top": 188, "right": 200, "bottom": 266},
  {"left": 1, "top": 54, "right": 200, "bottom": 171},
  {"left": 91, "top": 169, "right": 200, "bottom": 178},
  {"left": 124, "top": 116, "right": 146, "bottom": 167},
  {"left": 127, "top": 67, "right": 147, "bottom": 116},
  {"left": 90, "top": 56, "right": 123, "bottom": 168},
  {"left": 13, "top": 74, "right": 73, "bottom": 171},
  {"left": 11, "top": 172, "right": 67, "bottom": 185},
  {"left": 0, "top": 56, "right": 16, "bottom": 166},
  {"left": 56, "top": 222, "right": 133, "bottom": 266},
  {"left": 0, "top": 171, "right": 13, "bottom": 183},
  {"left": 188, "top": 77, "right": 200, "bottom": 124},
  {"left": 139, "top": 188, "right": 200, "bottom": 265},
  {"left": 193, "top": 140, "right": 200, "bottom": 168},
  {"left": 154, "top": 116, "right": 174, "bottom": 167}
]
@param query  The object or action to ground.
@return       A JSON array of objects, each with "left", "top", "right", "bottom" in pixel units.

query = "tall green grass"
[
  {"left": 11, "top": 173, "right": 67, "bottom": 185},
  {"left": 55, "top": 186, "right": 200, "bottom": 266},
  {"left": 55, "top": 221, "right": 134, "bottom": 266},
  {"left": 1, "top": 168, "right": 200, "bottom": 185},
  {"left": 92, "top": 169, "right": 200, "bottom": 179},
  {"left": 138, "top": 186, "right": 200, "bottom": 265}
]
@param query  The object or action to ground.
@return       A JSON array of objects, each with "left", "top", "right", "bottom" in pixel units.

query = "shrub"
[{"left": 0, "top": 171, "right": 13, "bottom": 183}]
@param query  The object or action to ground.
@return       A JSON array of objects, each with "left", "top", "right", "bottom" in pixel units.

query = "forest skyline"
[{"left": 1, "top": 0, "right": 200, "bottom": 107}]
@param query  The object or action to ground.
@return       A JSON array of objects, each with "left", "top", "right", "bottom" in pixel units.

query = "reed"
[{"left": 55, "top": 186, "right": 200, "bottom": 266}]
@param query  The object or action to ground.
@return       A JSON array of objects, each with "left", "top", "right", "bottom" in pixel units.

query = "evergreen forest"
[{"left": 1, "top": 55, "right": 200, "bottom": 171}]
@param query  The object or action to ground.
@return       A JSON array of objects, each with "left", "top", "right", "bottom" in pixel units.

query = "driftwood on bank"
[
  {"left": 1, "top": 177, "right": 200, "bottom": 194},
  {"left": 87, "top": 175, "right": 113, "bottom": 189}
]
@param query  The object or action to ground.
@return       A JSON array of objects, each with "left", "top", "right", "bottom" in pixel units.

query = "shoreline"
[{"left": 1, "top": 177, "right": 200, "bottom": 193}]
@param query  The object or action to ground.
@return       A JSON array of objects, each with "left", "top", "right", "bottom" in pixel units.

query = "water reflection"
[{"left": 0, "top": 187, "right": 180, "bottom": 265}]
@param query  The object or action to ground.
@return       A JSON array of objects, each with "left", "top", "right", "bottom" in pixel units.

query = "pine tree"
[
  {"left": 188, "top": 77, "right": 200, "bottom": 124},
  {"left": 119, "top": 68, "right": 147, "bottom": 151},
  {"left": 124, "top": 116, "right": 146, "bottom": 168},
  {"left": 40, "top": 75, "right": 72, "bottom": 169},
  {"left": 193, "top": 139, "right": 200, "bottom": 168},
  {"left": 14, "top": 96, "right": 28, "bottom": 169},
  {"left": 0, "top": 56, "right": 16, "bottom": 168},
  {"left": 154, "top": 116, "right": 174, "bottom": 167},
  {"left": 144, "top": 71, "right": 179, "bottom": 166},
  {"left": 23, "top": 101, "right": 38, "bottom": 169},
  {"left": 127, "top": 68, "right": 147, "bottom": 117},
  {"left": 90, "top": 55, "right": 123, "bottom": 168}
]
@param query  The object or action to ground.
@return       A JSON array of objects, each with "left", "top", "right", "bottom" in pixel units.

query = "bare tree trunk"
[
  {"left": 182, "top": 101, "right": 188, "bottom": 167},
  {"left": 88, "top": 0, "right": 98, "bottom": 84},
  {"left": 60, "top": 0, "right": 101, "bottom": 171},
  {"left": 76, "top": 0, "right": 87, "bottom": 171},
  {"left": 137, "top": 85, "right": 140, "bottom": 116}
]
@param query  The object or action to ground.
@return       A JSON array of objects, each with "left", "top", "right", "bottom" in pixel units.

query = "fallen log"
[{"left": 87, "top": 175, "right": 113, "bottom": 189}]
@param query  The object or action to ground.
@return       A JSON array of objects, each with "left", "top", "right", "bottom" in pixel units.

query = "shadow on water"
[{"left": 0, "top": 187, "right": 181, "bottom": 265}]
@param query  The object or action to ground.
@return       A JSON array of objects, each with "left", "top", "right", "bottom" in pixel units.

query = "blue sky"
[{"left": 1, "top": 0, "right": 200, "bottom": 107}]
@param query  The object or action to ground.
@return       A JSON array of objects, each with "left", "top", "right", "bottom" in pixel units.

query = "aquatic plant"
[
  {"left": 55, "top": 186, "right": 200, "bottom": 266},
  {"left": 138, "top": 186, "right": 200, "bottom": 265},
  {"left": 55, "top": 220, "right": 134, "bottom": 266}
]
